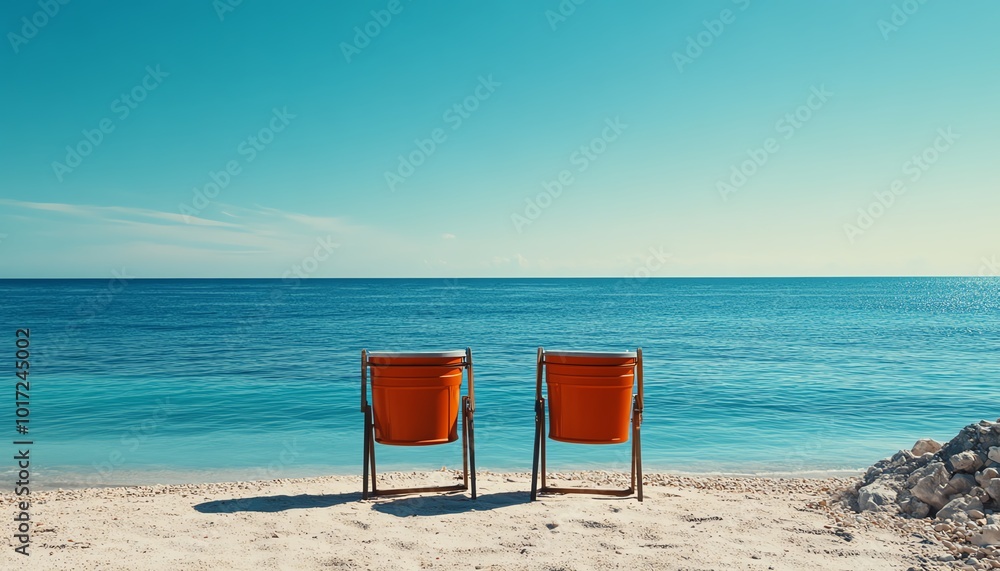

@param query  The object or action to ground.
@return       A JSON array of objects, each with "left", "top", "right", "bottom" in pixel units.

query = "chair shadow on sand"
[
  {"left": 371, "top": 491, "right": 529, "bottom": 517},
  {"left": 194, "top": 492, "right": 361, "bottom": 513},
  {"left": 193, "top": 491, "right": 530, "bottom": 516}
]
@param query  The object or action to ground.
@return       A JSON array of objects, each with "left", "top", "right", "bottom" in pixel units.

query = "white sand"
[{"left": 1, "top": 471, "right": 945, "bottom": 570}]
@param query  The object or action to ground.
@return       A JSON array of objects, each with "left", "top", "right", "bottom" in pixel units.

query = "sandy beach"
[{"left": 1, "top": 471, "right": 953, "bottom": 570}]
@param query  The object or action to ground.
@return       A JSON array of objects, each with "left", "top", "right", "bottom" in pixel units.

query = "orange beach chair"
[
  {"left": 361, "top": 349, "right": 476, "bottom": 499},
  {"left": 531, "top": 348, "right": 644, "bottom": 501}
]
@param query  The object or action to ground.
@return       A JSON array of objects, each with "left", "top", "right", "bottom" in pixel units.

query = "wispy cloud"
[
  {"left": 246, "top": 204, "right": 356, "bottom": 234},
  {"left": 0, "top": 199, "right": 237, "bottom": 228},
  {"left": 487, "top": 253, "right": 529, "bottom": 269},
  {"left": 0, "top": 199, "right": 359, "bottom": 239},
  {"left": 0, "top": 199, "right": 362, "bottom": 275}
]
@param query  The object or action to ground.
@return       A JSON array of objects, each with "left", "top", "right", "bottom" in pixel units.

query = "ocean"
[{"left": 1, "top": 277, "right": 998, "bottom": 489}]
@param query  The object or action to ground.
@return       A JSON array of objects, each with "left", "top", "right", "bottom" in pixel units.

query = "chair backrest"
[
  {"left": 364, "top": 350, "right": 471, "bottom": 446},
  {"left": 539, "top": 349, "right": 640, "bottom": 444}
]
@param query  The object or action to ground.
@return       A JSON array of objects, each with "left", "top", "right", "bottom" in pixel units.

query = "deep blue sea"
[{"left": 1, "top": 278, "right": 998, "bottom": 489}]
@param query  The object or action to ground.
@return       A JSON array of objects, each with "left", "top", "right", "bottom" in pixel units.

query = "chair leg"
[
  {"left": 530, "top": 398, "right": 542, "bottom": 501},
  {"left": 466, "top": 402, "right": 477, "bottom": 499},
  {"left": 630, "top": 430, "right": 636, "bottom": 495},
  {"left": 362, "top": 408, "right": 371, "bottom": 500},
  {"left": 461, "top": 397, "right": 470, "bottom": 491},
  {"left": 629, "top": 396, "right": 636, "bottom": 495},
  {"left": 634, "top": 396, "right": 643, "bottom": 502},
  {"left": 636, "top": 427, "right": 643, "bottom": 502},
  {"left": 540, "top": 401, "right": 547, "bottom": 491},
  {"left": 369, "top": 423, "right": 378, "bottom": 495}
]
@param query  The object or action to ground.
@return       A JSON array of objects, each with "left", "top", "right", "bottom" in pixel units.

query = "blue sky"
[{"left": 1, "top": 0, "right": 998, "bottom": 277}]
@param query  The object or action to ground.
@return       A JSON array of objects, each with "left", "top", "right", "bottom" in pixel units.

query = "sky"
[{"left": 1, "top": 0, "right": 998, "bottom": 278}]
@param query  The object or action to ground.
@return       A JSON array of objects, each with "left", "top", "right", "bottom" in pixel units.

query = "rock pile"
[
  {"left": 855, "top": 419, "right": 1000, "bottom": 525},
  {"left": 850, "top": 419, "right": 1000, "bottom": 566}
]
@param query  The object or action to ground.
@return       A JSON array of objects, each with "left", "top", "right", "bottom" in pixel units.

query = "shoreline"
[
  {"left": 1, "top": 470, "right": 952, "bottom": 570},
  {"left": 7, "top": 466, "right": 873, "bottom": 492}
]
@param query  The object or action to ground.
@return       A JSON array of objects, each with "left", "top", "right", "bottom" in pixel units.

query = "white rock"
[
  {"left": 945, "top": 474, "right": 978, "bottom": 497},
  {"left": 986, "top": 478, "right": 1000, "bottom": 502},
  {"left": 938, "top": 496, "right": 985, "bottom": 522},
  {"left": 977, "top": 468, "right": 1000, "bottom": 487},
  {"left": 969, "top": 486, "right": 991, "bottom": 504},
  {"left": 971, "top": 525, "right": 1000, "bottom": 547},
  {"left": 912, "top": 439, "right": 943, "bottom": 456},
  {"left": 952, "top": 451, "right": 986, "bottom": 473},
  {"left": 912, "top": 463, "right": 953, "bottom": 511},
  {"left": 905, "top": 498, "right": 930, "bottom": 518},
  {"left": 858, "top": 482, "right": 898, "bottom": 512},
  {"left": 990, "top": 447, "right": 1000, "bottom": 464}
]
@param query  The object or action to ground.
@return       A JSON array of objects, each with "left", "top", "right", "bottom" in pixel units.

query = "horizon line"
[{"left": 0, "top": 275, "right": 995, "bottom": 280}]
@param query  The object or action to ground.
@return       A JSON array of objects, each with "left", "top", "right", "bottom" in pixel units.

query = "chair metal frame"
[
  {"left": 531, "top": 347, "right": 643, "bottom": 502},
  {"left": 361, "top": 348, "right": 476, "bottom": 500}
]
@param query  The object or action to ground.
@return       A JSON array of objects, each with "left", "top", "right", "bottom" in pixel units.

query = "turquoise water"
[{"left": 1, "top": 278, "right": 998, "bottom": 489}]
